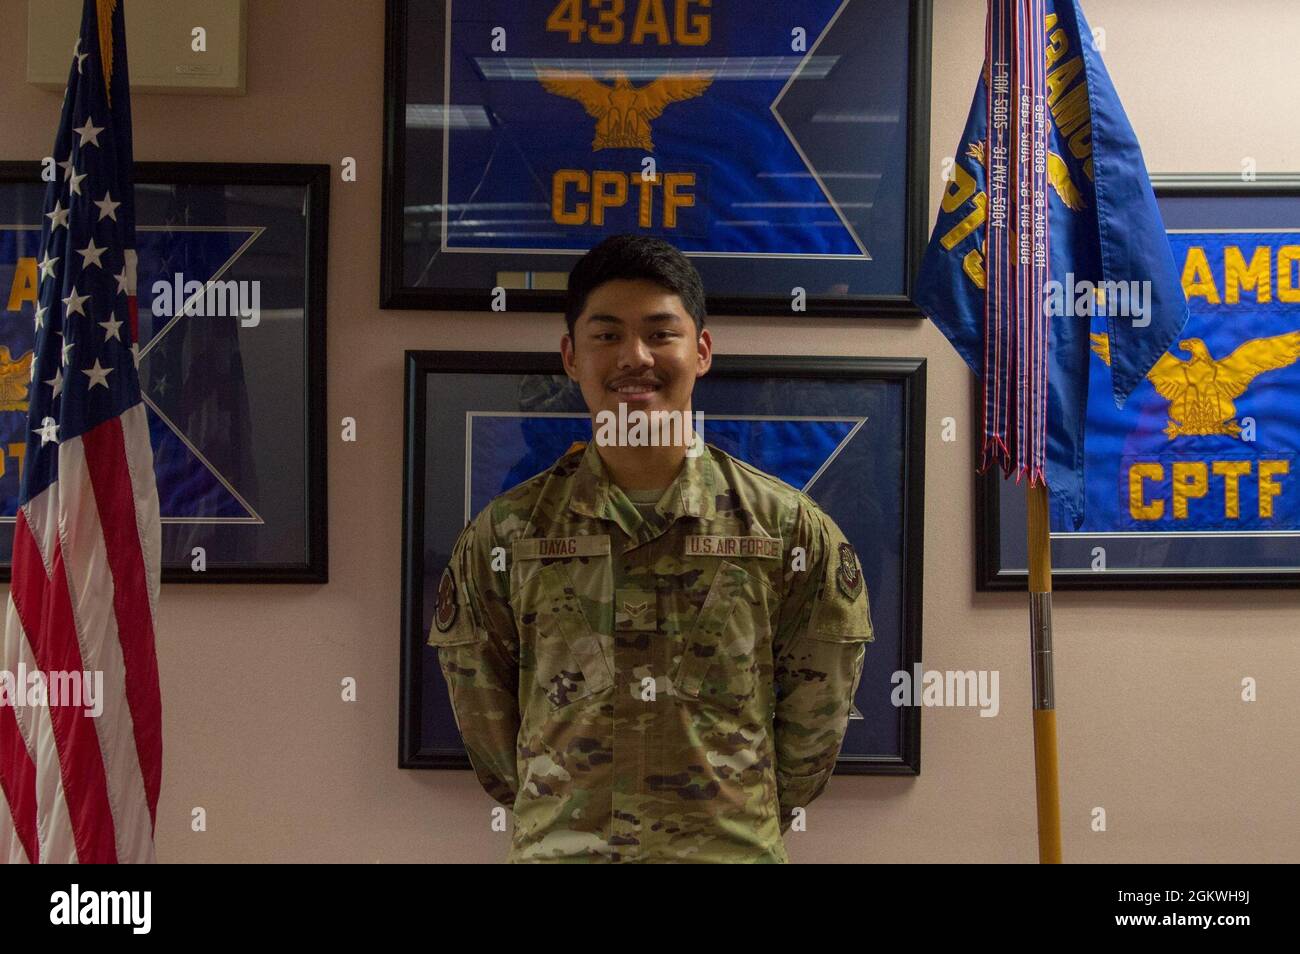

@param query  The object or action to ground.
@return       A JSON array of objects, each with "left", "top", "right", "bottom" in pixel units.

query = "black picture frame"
[
  {"left": 976, "top": 173, "right": 1300, "bottom": 590},
  {"left": 0, "top": 161, "right": 329, "bottom": 583},
  {"left": 401, "top": 351, "right": 925, "bottom": 774},
  {"left": 381, "top": 0, "right": 932, "bottom": 317}
]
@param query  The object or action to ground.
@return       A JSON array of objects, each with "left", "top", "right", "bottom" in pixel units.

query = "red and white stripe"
[{"left": 0, "top": 401, "right": 162, "bottom": 863}]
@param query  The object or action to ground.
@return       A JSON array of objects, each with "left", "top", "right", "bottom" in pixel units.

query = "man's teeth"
[{"left": 615, "top": 384, "right": 657, "bottom": 392}]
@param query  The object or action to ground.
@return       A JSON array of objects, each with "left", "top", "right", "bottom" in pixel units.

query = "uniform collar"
[{"left": 568, "top": 435, "right": 718, "bottom": 533}]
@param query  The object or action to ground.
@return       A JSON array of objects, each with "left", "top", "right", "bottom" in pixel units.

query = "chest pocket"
[
  {"left": 514, "top": 562, "right": 614, "bottom": 709},
  {"left": 674, "top": 560, "right": 770, "bottom": 713}
]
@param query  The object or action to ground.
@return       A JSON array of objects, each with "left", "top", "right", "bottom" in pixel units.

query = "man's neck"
[{"left": 594, "top": 441, "right": 689, "bottom": 491}]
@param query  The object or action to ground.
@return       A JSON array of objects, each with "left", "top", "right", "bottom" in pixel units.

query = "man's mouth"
[{"left": 609, "top": 379, "right": 661, "bottom": 396}]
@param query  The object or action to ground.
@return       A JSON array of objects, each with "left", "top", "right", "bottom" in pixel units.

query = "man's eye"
[
  {"left": 652, "top": 331, "right": 678, "bottom": 341},
  {"left": 594, "top": 333, "right": 617, "bottom": 341}
]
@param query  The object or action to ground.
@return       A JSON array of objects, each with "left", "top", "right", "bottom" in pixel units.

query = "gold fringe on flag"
[{"left": 97, "top": 0, "right": 117, "bottom": 105}]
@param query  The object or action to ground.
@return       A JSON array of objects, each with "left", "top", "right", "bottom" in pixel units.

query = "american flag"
[{"left": 0, "top": 0, "right": 162, "bottom": 863}]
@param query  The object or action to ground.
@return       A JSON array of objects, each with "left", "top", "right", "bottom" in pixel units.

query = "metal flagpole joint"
[{"left": 1029, "top": 591, "right": 1054, "bottom": 710}]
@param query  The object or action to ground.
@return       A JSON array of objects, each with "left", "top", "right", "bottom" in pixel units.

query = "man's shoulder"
[
  {"left": 705, "top": 443, "right": 826, "bottom": 518},
  {"left": 467, "top": 442, "right": 587, "bottom": 538},
  {"left": 704, "top": 444, "right": 854, "bottom": 550}
]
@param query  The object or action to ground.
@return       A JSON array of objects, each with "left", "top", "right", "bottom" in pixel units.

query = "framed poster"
[
  {"left": 381, "top": 0, "right": 932, "bottom": 316},
  {"left": 977, "top": 173, "right": 1300, "bottom": 590},
  {"left": 401, "top": 351, "right": 926, "bottom": 773},
  {"left": 0, "top": 161, "right": 329, "bottom": 583}
]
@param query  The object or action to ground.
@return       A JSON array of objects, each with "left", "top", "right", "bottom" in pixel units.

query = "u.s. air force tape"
[
  {"left": 684, "top": 535, "right": 781, "bottom": 559},
  {"left": 513, "top": 535, "right": 611, "bottom": 560}
]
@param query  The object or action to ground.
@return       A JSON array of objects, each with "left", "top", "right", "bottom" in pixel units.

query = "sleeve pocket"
[
  {"left": 807, "top": 588, "right": 874, "bottom": 643},
  {"left": 428, "top": 622, "right": 482, "bottom": 648}
]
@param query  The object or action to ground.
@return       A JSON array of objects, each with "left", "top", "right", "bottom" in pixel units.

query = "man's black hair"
[{"left": 565, "top": 234, "right": 706, "bottom": 339}]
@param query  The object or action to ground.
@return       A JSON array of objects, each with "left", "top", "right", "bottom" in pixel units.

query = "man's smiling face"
[{"left": 561, "top": 278, "right": 711, "bottom": 423}]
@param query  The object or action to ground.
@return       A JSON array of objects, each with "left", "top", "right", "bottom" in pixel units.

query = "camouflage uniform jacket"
[{"left": 428, "top": 439, "right": 874, "bottom": 862}]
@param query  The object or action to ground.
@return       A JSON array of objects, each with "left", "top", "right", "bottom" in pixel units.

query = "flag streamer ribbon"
[{"left": 983, "top": 0, "right": 1050, "bottom": 484}]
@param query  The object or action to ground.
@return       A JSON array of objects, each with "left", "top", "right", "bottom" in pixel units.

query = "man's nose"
[{"left": 617, "top": 334, "right": 653, "bottom": 368}]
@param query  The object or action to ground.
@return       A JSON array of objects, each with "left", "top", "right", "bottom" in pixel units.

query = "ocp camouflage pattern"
[{"left": 428, "top": 439, "right": 874, "bottom": 862}]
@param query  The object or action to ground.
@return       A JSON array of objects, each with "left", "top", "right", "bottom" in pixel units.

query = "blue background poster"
[
  {"left": 408, "top": 356, "right": 924, "bottom": 772},
  {"left": 445, "top": 0, "right": 877, "bottom": 256},
  {"left": 0, "top": 168, "right": 320, "bottom": 578},
  {"left": 994, "top": 183, "right": 1300, "bottom": 582},
  {"left": 391, "top": 0, "right": 921, "bottom": 304}
]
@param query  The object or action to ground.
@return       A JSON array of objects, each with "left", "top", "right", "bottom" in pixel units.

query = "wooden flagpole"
[{"left": 1026, "top": 480, "right": 1062, "bottom": 862}]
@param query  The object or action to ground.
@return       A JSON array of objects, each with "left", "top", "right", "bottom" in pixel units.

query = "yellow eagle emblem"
[
  {"left": 1090, "top": 332, "right": 1300, "bottom": 439},
  {"left": 0, "top": 346, "right": 35, "bottom": 413},
  {"left": 537, "top": 70, "right": 714, "bottom": 152}
]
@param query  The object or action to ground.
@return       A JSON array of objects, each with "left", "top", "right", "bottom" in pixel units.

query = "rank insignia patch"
[
  {"left": 434, "top": 566, "right": 458, "bottom": 632},
  {"left": 836, "top": 542, "right": 862, "bottom": 601}
]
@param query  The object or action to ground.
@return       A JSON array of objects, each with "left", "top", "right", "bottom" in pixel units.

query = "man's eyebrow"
[{"left": 584, "top": 312, "right": 684, "bottom": 326}]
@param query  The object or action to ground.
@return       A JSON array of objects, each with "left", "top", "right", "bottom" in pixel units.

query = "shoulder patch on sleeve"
[
  {"left": 836, "top": 542, "right": 863, "bottom": 601},
  {"left": 804, "top": 510, "right": 874, "bottom": 643},
  {"left": 434, "top": 565, "right": 459, "bottom": 632}
]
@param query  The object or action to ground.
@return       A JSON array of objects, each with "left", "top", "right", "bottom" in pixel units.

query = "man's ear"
[
  {"left": 561, "top": 333, "right": 578, "bottom": 380},
  {"left": 695, "top": 328, "right": 713, "bottom": 378}
]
